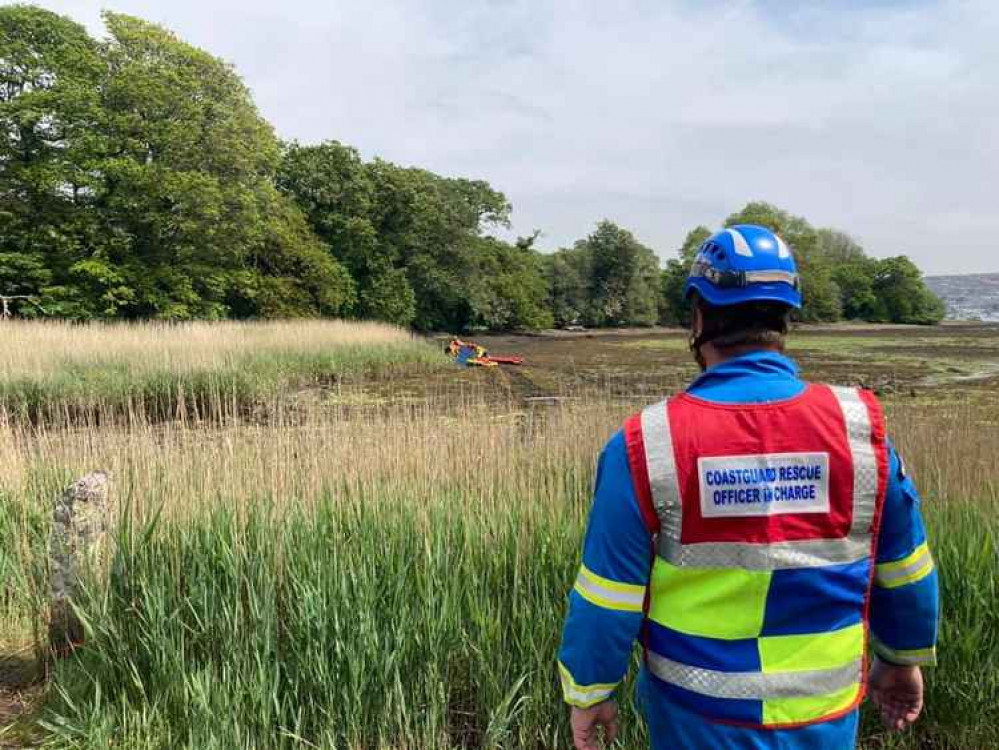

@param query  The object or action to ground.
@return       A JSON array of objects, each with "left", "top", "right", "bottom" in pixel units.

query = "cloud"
[{"left": 23, "top": 0, "right": 999, "bottom": 273}]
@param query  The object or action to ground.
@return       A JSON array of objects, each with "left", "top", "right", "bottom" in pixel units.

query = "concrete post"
[{"left": 48, "top": 471, "right": 112, "bottom": 655}]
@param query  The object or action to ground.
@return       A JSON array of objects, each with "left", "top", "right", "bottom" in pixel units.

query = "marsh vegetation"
[{"left": 0, "top": 320, "right": 996, "bottom": 748}]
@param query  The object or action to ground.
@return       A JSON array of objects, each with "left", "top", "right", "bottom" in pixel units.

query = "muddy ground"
[{"left": 426, "top": 321, "right": 999, "bottom": 406}]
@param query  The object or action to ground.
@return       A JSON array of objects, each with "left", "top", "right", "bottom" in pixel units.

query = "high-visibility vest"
[{"left": 623, "top": 384, "right": 888, "bottom": 729}]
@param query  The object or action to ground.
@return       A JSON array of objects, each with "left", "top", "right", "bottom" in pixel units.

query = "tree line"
[{"left": 0, "top": 6, "right": 945, "bottom": 329}]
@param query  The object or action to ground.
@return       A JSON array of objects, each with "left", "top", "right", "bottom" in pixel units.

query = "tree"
[
  {"left": 0, "top": 8, "right": 946, "bottom": 330},
  {"left": 658, "top": 260, "right": 690, "bottom": 326},
  {"left": 830, "top": 257, "right": 878, "bottom": 321},
  {"left": 545, "top": 247, "right": 591, "bottom": 327},
  {"left": 89, "top": 12, "right": 355, "bottom": 319},
  {"left": 658, "top": 226, "right": 711, "bottom": 325},
  {"left": 0, "top": 5, "right": 104, "bottom": 315},
  {"left": 816, "top": 228, "right": 866, "bottom": 265},
  {"left": 277, "top": 141, "right": 384, "bottom": 317},
  {"left": 678, "top": 225, "right": 711, "bottom": 264},
  {"left": 368, "top": 163, "right": 511, "bottom": 331},
  {"left": 871, "top": 256, "right": 945, "bottom": 325},
  {"left": 279, "top": 142, "right": 516, "bottom": 330},
  {"left": 576, "top": 221, "right": 659, "bottom": 327},
  {"left": 0, "top": 8, "right": 354, "bottom": 319},
  {"left": 229, "top": 185, "right": 356, "bottom": 318},
  {"left": 466, "top": 237, "right": 553, "bottom": 330}
]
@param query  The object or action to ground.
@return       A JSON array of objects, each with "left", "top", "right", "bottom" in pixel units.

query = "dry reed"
[{"left": 0, "top": 320, "right": 419, "bottom": 379}]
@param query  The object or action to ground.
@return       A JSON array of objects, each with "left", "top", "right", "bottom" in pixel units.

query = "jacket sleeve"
[
  {"left": 869, "top": 439, "right": 940, "bottom": 666},
  {"left": 557, "top": 429, "right": 654, "bottom": 707}
]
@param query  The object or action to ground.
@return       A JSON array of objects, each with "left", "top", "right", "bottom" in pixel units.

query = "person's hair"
[{"left": 692, "top": 295, "right": 790, "bottom": 352}]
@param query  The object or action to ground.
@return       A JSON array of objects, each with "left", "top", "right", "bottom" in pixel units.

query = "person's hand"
[
  {"left": 869, "top": 657, "right": 924, "bottom": 731},
  {"left": 570, "top": 700, "right": 619, "bottom": 749}
]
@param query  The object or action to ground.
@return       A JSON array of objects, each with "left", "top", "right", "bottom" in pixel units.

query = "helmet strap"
[{"left": 689, "top": 332, "right": 709, "bottom": 372}]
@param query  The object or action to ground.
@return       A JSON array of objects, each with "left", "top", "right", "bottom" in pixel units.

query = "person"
[{"left": 557, "top": 225, "right": 939, "bottom": 750}]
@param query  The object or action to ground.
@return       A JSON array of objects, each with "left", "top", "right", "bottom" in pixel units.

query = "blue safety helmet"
[{"left": 684, "top": 225, "right": 802, "bottom": 309}]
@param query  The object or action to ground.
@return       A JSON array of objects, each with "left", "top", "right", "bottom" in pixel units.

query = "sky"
[{"left": 13, "top": 0, "right": 999, "bottom": 274}]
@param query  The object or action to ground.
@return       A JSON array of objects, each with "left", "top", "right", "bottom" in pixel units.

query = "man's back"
[{"left": 558, "top": 351, "right": 939, "bottom": 749}]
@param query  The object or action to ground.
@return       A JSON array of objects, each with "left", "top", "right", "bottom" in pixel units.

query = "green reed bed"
[
  {"left": 0, "top": 488, "right": 983, "bottom": 749},
  {"left": 35, "top": 496, "right": 593, "bottom": 749}
]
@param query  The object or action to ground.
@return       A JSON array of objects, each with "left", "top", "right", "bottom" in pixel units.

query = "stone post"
[{"left": 48, "top": 471, "right": 113, "bottom": 655}]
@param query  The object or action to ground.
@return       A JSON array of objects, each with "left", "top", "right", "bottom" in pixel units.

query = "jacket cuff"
[
  {"left": 558, "top": 662, "right": 618, "bottom": 708},
  {"left": 871, "top": 634, "right": 937, "bottom": 667}
]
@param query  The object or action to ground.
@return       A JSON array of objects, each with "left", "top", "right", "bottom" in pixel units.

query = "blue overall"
[{"left": 558, "top": 351, "right": 939, "bottom": 749}]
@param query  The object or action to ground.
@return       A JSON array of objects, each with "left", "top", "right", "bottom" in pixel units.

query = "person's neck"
[{"left": 700, "top": 344, "right": 782, "bottom": 370}]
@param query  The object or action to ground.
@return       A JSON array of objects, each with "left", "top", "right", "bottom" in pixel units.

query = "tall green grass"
[
  {"left": 861, "top": 501, "right": 998, "bottom": 750},
  {"left": 39, "top": 498, "right": 585, "bottom": 749},
  {"left": 7, "top": 488, "right": 993, "bottom": 749}
]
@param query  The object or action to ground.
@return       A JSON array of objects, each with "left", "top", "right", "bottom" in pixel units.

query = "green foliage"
[
  {"left": 0, "top": 5, "right": 104, "bottom": 317},
  {"left": 541, "top": 222, "right": 661, "bottom": 329},
  {"left": 709, "top": 202, "right": 944, "bottom": 325},
  {"left": 359, "top": 268, "right": 417, "bottom": 327},
  {"left": 831, "top": 257, "right": 878, "bottom": 321},
  {"left": 575, "top": 221, "right": 659, "bottom": 327},
  {"left": 0, "top": 8, "right": 352, "bottom": 320},
  {"left": 278, "top": 141, "right": 528, "bottom": 330},
  {"left": 467, "top": 237, "right": 554, "bottom": 331},
  {"left": 870, "top": 256, "right": 946, "bottom": 325},
  {"left": 658, "top": 260, "right": 690, "bottom": 326},
  {"left": 365, "top": 161, "right": 512, "bottom": 331},
  {"left": 544, "top": 248, "right": 591, "bottom": 328},
  {"left": 0, "top": 9, "right": 945, "bottom": 330},
  {"left": 816, "top": 228, "right": 866, "bottom": 265},
  {"left": 276, "top": 141, "right": 381, "bottom": 316},
  {"left": 657, "top": 226, "right": 710, "bottom": 326},
  {"left": 678, "top": 225, "right": 711, "bottom": 264},
  {"left": 29, "top": 499, "right": 589, "bottom": 749}
]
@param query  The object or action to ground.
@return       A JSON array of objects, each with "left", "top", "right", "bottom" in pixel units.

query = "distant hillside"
[{"left": 925, "top": 273, "right": 999, "bottom": 322}]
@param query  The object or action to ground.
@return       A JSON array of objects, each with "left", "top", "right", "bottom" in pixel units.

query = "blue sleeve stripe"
[
  {"left": 874, "top": 542, "right": 934, "bottom": 589},
  {"left": 573, "top": 563, "right": 646, "bottom": 613}
]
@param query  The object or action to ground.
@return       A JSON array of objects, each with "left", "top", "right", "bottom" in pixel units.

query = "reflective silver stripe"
[
  {"left": 641, "top": 402, "right": 683, "bottom": 558},
  {"left": 875, "top": 545, "right": 933, "bottom": 587},
  {"left": 726, "top": 228, "right": 754, "bottom": 257},
  {"left": 776, "top": 235, "right": 791, "bottom": 259},
  {"left": 743, "top": 270, "right": 798, "bottom": 286},
  {"left": 558, "top": 662, "right": 618, "bottom": 707},
  {"left": 870, "top": 635, "right": 937, "bottom": 667},
  {"left": 642, "top": 387, "right": 880, "bottom": 571},
  {"left": 829, "top": 386, "right": 879, "bottom": 542},
  {"left": 646, "top": 651, "right": 862, "bottom": 701},
  {"left": 561, "top": 680, "right": 616, "bottom": 706},
  {"left": 660, "top": 536, "right": 870, "bottom": 571},
  {"left": 573, "top": 571, "right": 645, "bottom": 610}
]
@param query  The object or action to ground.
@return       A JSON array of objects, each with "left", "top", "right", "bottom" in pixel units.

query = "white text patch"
[{"left": 698, "top": 452, "right": 830, "bottom": 518}]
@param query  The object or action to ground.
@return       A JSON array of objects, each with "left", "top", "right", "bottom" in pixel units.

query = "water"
[{"left": 925, "top": 273, "right": 999, "bottom": 322}]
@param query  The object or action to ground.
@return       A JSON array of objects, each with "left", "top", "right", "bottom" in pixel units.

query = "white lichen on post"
[{"left": 48, "top": 471, "right": 113, "bottom": 654}]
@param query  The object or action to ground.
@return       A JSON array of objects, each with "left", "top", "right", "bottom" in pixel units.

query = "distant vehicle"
[{"left": 563, "top": 324, "right": 586, "bottom": 332}]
